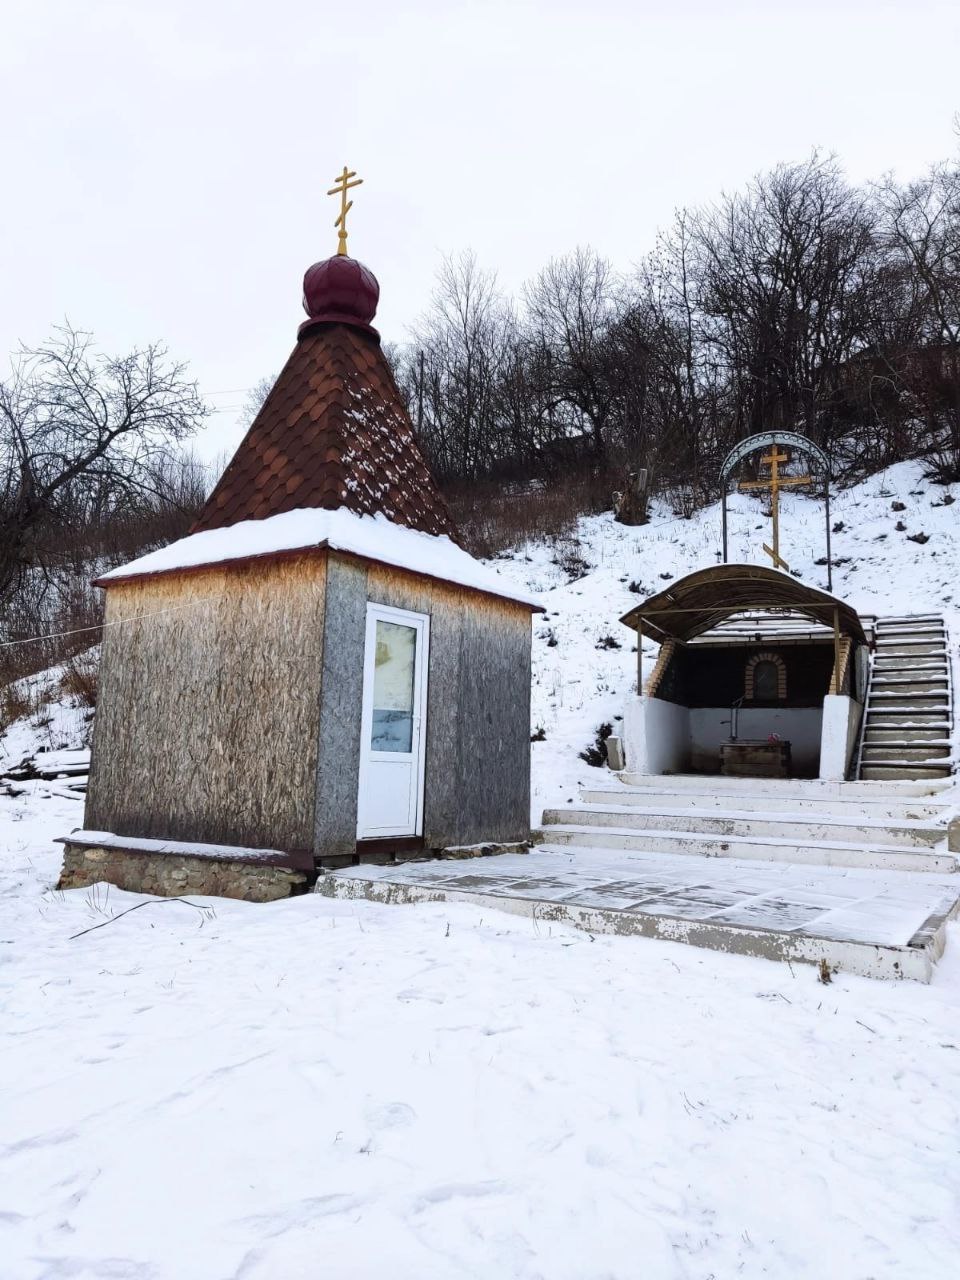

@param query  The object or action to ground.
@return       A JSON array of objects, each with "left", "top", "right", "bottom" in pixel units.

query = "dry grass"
[
  {"left": 446, "top": 466, "right": 616, "bottom": 558},
  {"left": 60, "top": 649, "right": 99, "bottom": 709}
]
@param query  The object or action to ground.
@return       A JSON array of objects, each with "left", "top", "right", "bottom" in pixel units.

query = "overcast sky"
[{"left": 2, "top": 0, "right": 958, "bottom": 460}]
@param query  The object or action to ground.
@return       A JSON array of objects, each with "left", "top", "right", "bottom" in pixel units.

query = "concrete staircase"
[
  {"left": 540, "top": 773, "right": 957, "bottom": 874},
  {"left": 857, "top": 614, "right": 954, "bottom": 781}
]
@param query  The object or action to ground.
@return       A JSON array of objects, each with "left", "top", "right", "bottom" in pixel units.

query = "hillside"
[{"left": 480, "top": 459, "right": 960, "bottom": 820}]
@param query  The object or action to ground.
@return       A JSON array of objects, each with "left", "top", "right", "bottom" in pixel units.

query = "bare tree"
[
  {"left": 238, "top": 374, "right": 275, "bottom": 429},
  {"left": 524, "top": 247, "right": 622, "bottom": 458},
  {"left": 876, "top": 162, "right": 960, "bottom": 478},
  {"left": 0, "top": 324, "right": 207, "bottom": 602}
]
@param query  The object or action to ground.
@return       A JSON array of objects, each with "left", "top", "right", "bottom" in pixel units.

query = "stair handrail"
[
  {"left": 946, "top": 614, "right": 956, "bottom": 776},
  {"left": 851, "top": 637, "right": 876, "bottom": 781}
]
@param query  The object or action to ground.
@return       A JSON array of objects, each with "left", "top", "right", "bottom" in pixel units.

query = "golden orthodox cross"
[
  {"left": 738, "top": 443, "right": 811, "bottom": 570},
  {"left": 327, "top": 166, "right": 363, "bottom": 256}
]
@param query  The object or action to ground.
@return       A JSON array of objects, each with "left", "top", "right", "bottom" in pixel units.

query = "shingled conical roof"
[{"left": 193, "top": 256, "right": 458, "bottom": 541}]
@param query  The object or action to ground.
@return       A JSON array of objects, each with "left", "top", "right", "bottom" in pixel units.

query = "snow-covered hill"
[
  {"left": 3, "top": 460, "right": 957, "bottom": 817},
  {"left": 481, "top": 460, "right": 960, "bottom": 819}
]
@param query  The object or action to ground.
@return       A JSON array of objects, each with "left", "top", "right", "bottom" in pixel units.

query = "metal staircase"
[{"left": 856, "top": 614, "right": 954, "bottom": 781}]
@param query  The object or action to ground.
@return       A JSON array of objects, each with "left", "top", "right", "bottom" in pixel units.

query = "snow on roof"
[{"left": 95, "top": 507, "right": 542, "bottom": 609}]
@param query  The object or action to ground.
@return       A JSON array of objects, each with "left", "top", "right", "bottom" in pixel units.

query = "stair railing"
[{"left": 851, "top": 624, "right": 879, "bottom": 780}]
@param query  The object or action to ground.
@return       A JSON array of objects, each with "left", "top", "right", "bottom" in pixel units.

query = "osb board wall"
[
  {"left": 86, "top": 555, "right": 328, "bottom": 849},
  {"left": 313, "top": 554, "right": 533, "bottom": 857}
]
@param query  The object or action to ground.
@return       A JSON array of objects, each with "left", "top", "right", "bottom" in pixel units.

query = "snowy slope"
[
  {"left": 0, "top": 660, "right": 95, "bottom": 774},
  {"left": 480, "top": 460, "right": 960, "bottom": 819}
]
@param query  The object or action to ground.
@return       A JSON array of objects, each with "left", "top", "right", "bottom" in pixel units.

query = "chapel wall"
[
  {"left": 84, "top": 554, "right": 328, "bottom": 850},
  {"left": 312, "top": 552, "right": 532, "bottom": 860}
]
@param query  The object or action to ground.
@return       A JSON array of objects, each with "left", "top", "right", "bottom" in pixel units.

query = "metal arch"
[
  {"left": 720, "top": 430, "right": 830, "bottom": 482},
  {"left": 720, "top": 431, "right": 833, "bottom": 592}
]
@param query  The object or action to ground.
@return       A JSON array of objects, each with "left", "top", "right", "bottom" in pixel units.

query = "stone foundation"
[{"left": 58, "top": 841, "right": 311, "bottom": 902}]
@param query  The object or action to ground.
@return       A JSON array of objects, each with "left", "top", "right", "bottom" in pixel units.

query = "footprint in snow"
[{"left": 366, "top": 1100, "right": 417, "bottom": 1130}]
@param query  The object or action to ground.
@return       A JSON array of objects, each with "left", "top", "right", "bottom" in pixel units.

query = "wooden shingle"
[{"left": 193, "top": 322, "right": 458, "bottom": 541}]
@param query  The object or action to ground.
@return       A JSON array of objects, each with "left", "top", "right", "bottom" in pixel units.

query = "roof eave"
[{"left": 93, "top": 543, "right": 543, "bottom": 613}]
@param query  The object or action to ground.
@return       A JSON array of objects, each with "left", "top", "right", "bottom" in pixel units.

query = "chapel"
[{"left": 58, "top": 186, "right": 539, "bottom": 900}]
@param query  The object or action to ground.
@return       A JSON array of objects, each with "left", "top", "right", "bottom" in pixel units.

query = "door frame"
[{"left": 357, "top": 602, "right": 430, "bottom": 840}]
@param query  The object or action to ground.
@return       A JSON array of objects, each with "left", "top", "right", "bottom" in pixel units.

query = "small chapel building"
[{"left": 59, "top": 242, "right": 540, "bottom": 900}]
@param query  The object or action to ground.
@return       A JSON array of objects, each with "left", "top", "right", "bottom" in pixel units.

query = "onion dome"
[{"left": 299, "top": 255, "right": 380, "bottom": 338}]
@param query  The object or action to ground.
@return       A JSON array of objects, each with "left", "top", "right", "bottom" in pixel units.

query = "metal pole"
[
  {"left": 721, "top": 488, "right": 728, "bottom": 563},
  {"left": 832, "top": 608, "right": 841, "bottom": 694},
  {"left": 824, "top": 476, "right": 833, "bottom": 593}
]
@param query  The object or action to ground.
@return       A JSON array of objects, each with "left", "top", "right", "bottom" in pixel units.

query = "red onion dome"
[{"left": 299, "top": 255, "right": 380, "bottom": 338}]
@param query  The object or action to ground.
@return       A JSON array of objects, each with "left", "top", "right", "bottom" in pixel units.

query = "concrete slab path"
[{"left": 319, "top": 846, "right": 960, "bottom": 981}]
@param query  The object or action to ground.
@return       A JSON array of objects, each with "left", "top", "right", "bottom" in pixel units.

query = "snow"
[
  {"left": 2, "top": 791, "right": 960, "bottom": 1277},
  {"left": 2, "top": 459, "right": 960, "bottom": 1276},
  {"left": 62, "top": 829, "right": 298, "bottom": 863},
  {"left": 95, "top": 507, "right": 542, "bottom": 609}
]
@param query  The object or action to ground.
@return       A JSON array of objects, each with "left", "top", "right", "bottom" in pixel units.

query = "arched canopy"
[
  {"left": 720, "top": 431, "right": 829, "bottom": 482},
  {"left": 620, "top": 564, "right": 866, "bottom": 646}
]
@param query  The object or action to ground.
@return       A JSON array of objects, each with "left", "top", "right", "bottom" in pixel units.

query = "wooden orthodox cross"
[
  {"left": 737, "top": 443, "right": 811, "bottom": 571},
  {"left": 327, "top": 166, "right": 363, "bottom": 256}
]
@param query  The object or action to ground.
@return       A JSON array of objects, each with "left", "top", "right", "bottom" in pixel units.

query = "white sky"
[{"left": 2, "top": 0, "right": 958, "bottom": 460}]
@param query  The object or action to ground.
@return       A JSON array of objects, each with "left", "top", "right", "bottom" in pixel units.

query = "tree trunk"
[{"left": 614, "top": 468, "right": 650, "bottom": 525}]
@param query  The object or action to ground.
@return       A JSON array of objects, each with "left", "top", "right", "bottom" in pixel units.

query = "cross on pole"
[
  {"left": 326, "top": 166, "right": 363, "bottom": 256},
  {"left": 738, "top": 443, "right": 811, "bottom": 570}
]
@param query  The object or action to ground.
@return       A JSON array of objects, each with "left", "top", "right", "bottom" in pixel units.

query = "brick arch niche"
[{"left": 745, "top": 651, "right": 787, "bottom": 701}]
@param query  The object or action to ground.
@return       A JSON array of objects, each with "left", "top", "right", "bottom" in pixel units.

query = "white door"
[{"left": 357, "top": 604, "right": 430, "bottom": 839}]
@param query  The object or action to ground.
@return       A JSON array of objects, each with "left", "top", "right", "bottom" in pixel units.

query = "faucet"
[{"left": 721, "top": 696, "right": 745, "bottom": 742}]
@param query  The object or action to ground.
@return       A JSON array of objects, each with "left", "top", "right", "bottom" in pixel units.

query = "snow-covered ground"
[
  {"left": 2, "top": 460, "right": 960, "bottom": 1277},
  {"left": 2, "top": 787, "right": 960, "bottom": 1278}
]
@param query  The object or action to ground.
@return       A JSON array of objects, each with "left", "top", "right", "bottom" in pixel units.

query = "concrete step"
[
  {"left": 580, "top": 786, "right": 951, "bottom": 822},
  {"left": 875, "top": 637, "right": 946, "bottom": 650},
  {"left": 543, "top": 805, "right": 947, "bottom": 850},
  {"left": 868, "top": 694, "right": 948, "bottom": 709},
  {"left": 860, "top": 743, "right": 952, "bottom": 763},
  {"left": 860, "top": 763, "right": 953, "bottom": 781},
  {"left": 871, "top": 678, "right": 948, "bottom": 695},
  {"left": 616, "top": 772, "right": 949, "bottom": 797},
  {"left": 875, "top": 631, "right": 946, "bottom": 641},
  {"left": 864, "top": 727, "right": 951, "bottom": 743},
  {"left": 875, "top": 650, "right": 952, "bottom": 660},
  {"left": 539, "top": 824, "right": 957, "bottom": 873},
  {"left": 873, "top": 656, "right": 948, "bottom": 672},
  {"left": 878, "top": 613, "right": 945, "bottom": 624},
  {"left": 865, "top": 709, "right": 949, "bottom": 724},
  {"left": 876, "top": 622, "right": 946, "bottom": 635}
]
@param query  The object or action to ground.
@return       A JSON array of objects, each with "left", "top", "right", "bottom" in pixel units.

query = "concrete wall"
[
  {"left": 313, "top": 553, "right": 533, "bottom": 860},
  {"left": 624, "top": 696, "right": 690, "bottom": 774},
  {"left": 819, "top": 694, "right": 863, "bottom": 781},
  {"left": 689, "top": 708, "right": 823, "bottom": 776}
]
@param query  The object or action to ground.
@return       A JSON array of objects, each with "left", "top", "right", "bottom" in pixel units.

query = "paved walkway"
[{"left": 321, "top": 846, "right": 960, "bottom": 979}]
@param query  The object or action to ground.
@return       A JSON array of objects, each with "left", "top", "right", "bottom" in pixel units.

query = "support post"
[
  {"left": 824, "top": 479, "right": 833, "bottom": 593},
  {"left": 832, "top": 608, "right": 841, "bottom": 694},
  {"left": 721, "top": 488, "right": 728, "bottom": 563}
]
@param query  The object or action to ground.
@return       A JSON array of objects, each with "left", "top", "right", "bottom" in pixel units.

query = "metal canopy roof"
[{"left": 620, "top": 563, "right": 867, "bottom": 647}]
